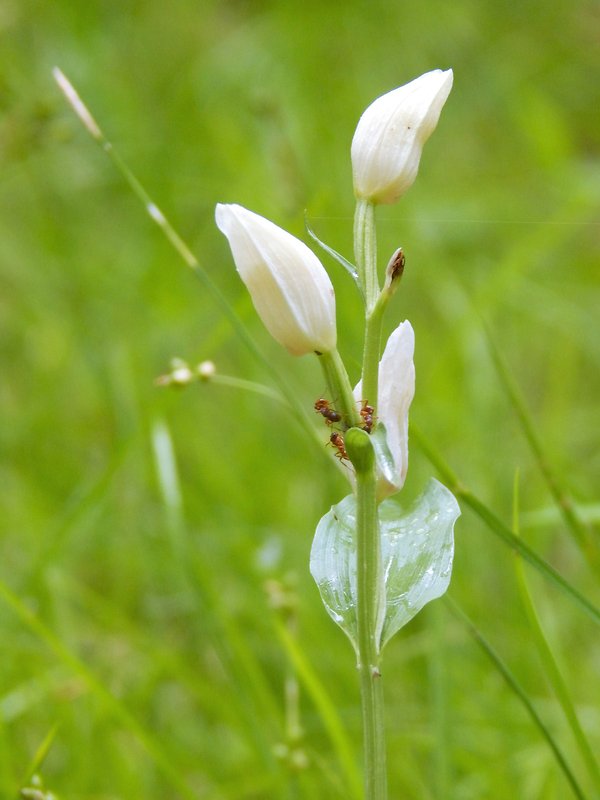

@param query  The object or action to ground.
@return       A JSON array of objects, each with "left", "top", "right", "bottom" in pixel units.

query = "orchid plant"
[
  {"left": 215, "top": 69, "right": 460, "bottom": 799},
  {"left": 54, "top": 63, "right": 460, "bottom": 800},
  {"left": 52, "top": 61, "right": 600, "bottom": 800}
]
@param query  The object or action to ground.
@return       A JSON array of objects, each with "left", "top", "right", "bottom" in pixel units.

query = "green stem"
[
  {"left": 345, "top": 429, "right": 387, "bottom": 800},
  {"left": 354, "top": 199, "right": 379, "bottom": 312},
  {"left": 353, "top": 198, "right": 389, "bottom": 799},
  {"left": 361, "top": 297, "right": 387, "bottom": 412},
  {"left": 354, "top": 199, "right": 389, "bottom": 418},
  {"left": 318, "top": 349, "right": 362, "bottom": 428},
  {"left": 208, "top": 374, "right": 289, "bottom": 405}
]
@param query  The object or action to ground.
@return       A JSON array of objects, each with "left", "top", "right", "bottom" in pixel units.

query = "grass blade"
[
  {"left": 272, "top": 618, "right": 362, "bottom": 800},
  {"left": 411, "top": 424, "right": 600, "bottom": 627},
  {"left": 150, "top": 420, "right": 283, "bottom": 730},
  {"left": 484, "top": 323, "right": 597, "bottom": 568},
  {"left": 447, "top": 598, "right": 587, "bottom": 800},
  {"left": 52, "top": 67, "right": 315, "bottom": 442},
  {"left": 20, "top": 722, "right": 60, "bottom": 789},
  {"left": 512, "top": 473, "right": 600, "bottom": 793},
  {"left": 0, "top": 579, "right": 199, "bottom": 800}
]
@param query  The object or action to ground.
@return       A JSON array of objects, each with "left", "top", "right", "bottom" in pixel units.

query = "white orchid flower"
[
  {"left": 351, "top": 69, "right": 453, "bottom": 205},
  {"left": 215, "top": 204, "right": 337, "bottom": 356},
  {"left": 354, "top": 320, "right": 415, "bottom": 497}
]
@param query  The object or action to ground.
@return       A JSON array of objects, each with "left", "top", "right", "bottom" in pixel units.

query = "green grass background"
[{"left": 1, "top": 0, "right": 599, "bottom": 797}]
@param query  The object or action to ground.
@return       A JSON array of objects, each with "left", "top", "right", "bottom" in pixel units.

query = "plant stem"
[
  {"left": 345, "top": 429, "right": 387, "bottom": 800},
  {"left": 357, "top": 483, "right": 387, "bottom": 800},
  {"left": 353, "top": 198, "right": 388, "bottom": 799},
  {"left": 355, "top": 199, "right": 389, "bottom": 415},
  {"left": 354, "top": 199, "right": 379, "bottom": 312},
  {"left": 361, "top": 297, "right": 387, "bottom": 412},
  {"left": 318, "top": 349, "right": 362, "bottom": 428}
]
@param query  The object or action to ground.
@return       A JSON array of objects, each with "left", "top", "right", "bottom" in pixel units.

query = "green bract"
[{"left": 310, "top": 478, "right": 460, "bottom": 654}]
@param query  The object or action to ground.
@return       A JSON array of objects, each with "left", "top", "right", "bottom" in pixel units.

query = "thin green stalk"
[
  {"left": 209, "top": 373, "right": 288, "bottom": 405},
  {"left": 411, "top": 423, "right": 600, "bottom": 627},
  {"left": 318, "top": 349, "right": 362, "bottom": 428},
  {"left": 273, "top": 620, "right": 362, "bottom": 799},
  {"left": 447, "top": 599, "right": 586, "bottom": 800},
  {"left": 52, "top": 68, "right": 316, "bottom": 443},
  {"left": 150, "top": 421, "right": 283, "bottom": 731},
  {"left": 354, "top": 200, "right": 388, "bottom": 417},
  {"left": 512, "top": 474, "right": 600, "bottom": 795},
  {"left": 354, "top": 206, "right": 404, "bottom": 412},
  {"left": 20, "top": 723, "right": 60, "bottom": 789},
  {"left": 354, "top": 199, "right": 379, "bottom": 311},
  {"left": 361, "top": 296, "right": 387, "bottom": 412},
  {"left": 485, "top": 325, "right": 596, "bottom": 569},
  {"left": 345, "top": 429, "right": 387, "bottom": 800},
  {"left": 352, "top": 197, "right": 390, "bottom": 799},
  {"left": 430, "top": 602, "right": 450, "bottom": 799},
  {"left": 0, "top": 579, "right": 198, "bottom": 800}
]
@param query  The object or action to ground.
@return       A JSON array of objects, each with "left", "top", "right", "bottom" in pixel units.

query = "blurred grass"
[{"left": 1, "top": 0, "right": 600, "bottom": 797}]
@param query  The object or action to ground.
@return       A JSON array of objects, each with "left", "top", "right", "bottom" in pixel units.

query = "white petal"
[
  {"left": 216, "top": 204, "right": 336, "bottom": 355},
  {"left": 377, "top": 321, "right": 415, "bottom": 492},
  {"left": 352, "top": 69, "right": 453, "bottom": 205},
  {"left": 354, "top": 320, "right": 415, "bottom": 496}
]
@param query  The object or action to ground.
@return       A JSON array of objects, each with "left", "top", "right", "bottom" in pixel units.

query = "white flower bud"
[
  {"left": 354, "top": 321, "right": 415, "bottom": 496},
  {"left": 215, "top": 204, "right": 337, "bottom": 356},
  {"left": 351, "top": 69, "right": 453, "bottom": 205},
  {"left": 197, "top": 360, "right": 216, "bottom": 380}
]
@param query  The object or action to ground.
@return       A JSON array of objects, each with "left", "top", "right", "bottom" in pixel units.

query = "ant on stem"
[
  {"left": 359, "top": 400, "right": 375, "bottom": 433},
  {"left": 328, "top": 431, "right": 349, "bottom": 462},
  {"left": 314, "top": 397, "right": 341, "bottom": 425}
]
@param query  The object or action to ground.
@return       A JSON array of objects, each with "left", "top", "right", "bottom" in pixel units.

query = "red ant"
[
  {"left": 314, "top": 397, "right": 341, "bottom": 425},
  {"left": 359, "top": 400, "right": 375, "bottom": 433},
  {"left": 329, "top": 431, "right": 349, "bottom": 462}
]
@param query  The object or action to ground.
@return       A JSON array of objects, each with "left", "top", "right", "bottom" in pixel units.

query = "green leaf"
[
  {"left": 378, "top": 479, "right": 459, "bottom": 648},
  {"left": 310, "top": 479, "right": 460, "bottom": 652},
  {"left": 310, "top": 494, "right": 360, "bottom": 650}
]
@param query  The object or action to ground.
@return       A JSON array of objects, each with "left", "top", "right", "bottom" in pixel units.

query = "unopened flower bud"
[
  {"left": 382, "top": 248, "right": 405, "bottom": 296},
  {"left": 155, "top": 357, "right": 194, "bottom": 387},
  {"left": 351, "top": 69, "right": 453, "bottom": 205},
  {"left": 197, "top": 360, "right": 216, "bottom": 380},
  {"left": 344, "top": 427, "right": 375, "bottom": 475},
  {"left": 171, "top": 365, "right": 193, "bottom": 385},
  {"left": 215, "top": 204, "right": 337, "bottom": 356}
]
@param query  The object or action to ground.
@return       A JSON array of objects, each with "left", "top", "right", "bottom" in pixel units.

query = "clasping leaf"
[{"left": 310, "top": 479, "right": 460, "bottom": 652}]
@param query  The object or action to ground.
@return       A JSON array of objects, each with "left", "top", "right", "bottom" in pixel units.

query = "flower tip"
[
  {"left": 214, "top": 202, "right": 238, "bottom": 234},
  {"left": 432, "top": 67, "right": 454, "bottom": 103},
  {"left": 351, "top": 67, "right": 454, "bottom": 205}
]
